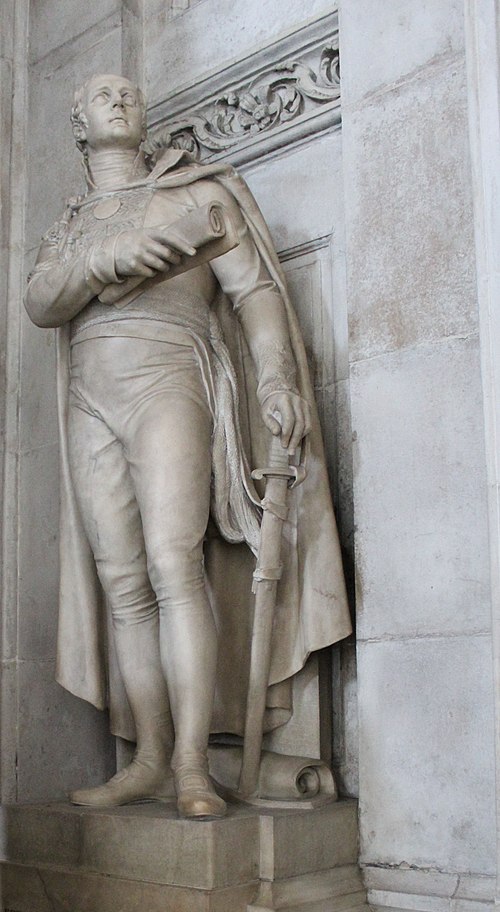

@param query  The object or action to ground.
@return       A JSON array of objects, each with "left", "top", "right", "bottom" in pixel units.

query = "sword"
[{"left": 238, "top": 433, "right": 306, "bottom": 799}]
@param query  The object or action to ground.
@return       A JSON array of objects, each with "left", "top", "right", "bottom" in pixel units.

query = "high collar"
[
  {"left": 148, "top": 148, "right": 194, "bottom": 181},
  {"left": 71, "top": 147, "right": 197, "bottom": 212},
  {"left": 86, "top": 148, "right": 150, "bottom": 191}
]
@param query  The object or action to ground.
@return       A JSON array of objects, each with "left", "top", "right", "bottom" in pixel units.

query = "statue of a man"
[{"left": 25, "top": 74, "right": 351, "bottom": 819}]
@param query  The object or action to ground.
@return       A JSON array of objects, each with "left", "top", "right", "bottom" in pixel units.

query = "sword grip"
[
  {"left": 269, "top": 432, "right": 291, "bottom": 471},
  {"left": 251, "top": 435, "right": 296, "bottom": 484}
]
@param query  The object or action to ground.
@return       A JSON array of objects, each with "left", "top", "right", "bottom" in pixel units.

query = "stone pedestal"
[{"left": 0, "top": 798, "right": 367, "bottom": 911}]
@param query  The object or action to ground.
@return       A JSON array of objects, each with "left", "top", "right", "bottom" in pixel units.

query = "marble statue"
[{"left": 25, "top": 74, "right": 352, "bottom": 819}]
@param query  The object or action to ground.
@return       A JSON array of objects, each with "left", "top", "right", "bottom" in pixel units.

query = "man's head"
[{"left": 71, "top": 74, "right": 147, "bottom": 156}]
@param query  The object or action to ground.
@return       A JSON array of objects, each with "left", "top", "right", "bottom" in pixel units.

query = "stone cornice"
[{"left": 145, "top": 11, "right": 340, "bottom": 167}]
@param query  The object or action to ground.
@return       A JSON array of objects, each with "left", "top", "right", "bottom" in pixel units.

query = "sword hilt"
[{"left": 251, "top": 433, "right": 307, "bottom": 486}]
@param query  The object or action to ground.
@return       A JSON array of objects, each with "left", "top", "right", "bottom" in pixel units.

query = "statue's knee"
[
  {"left": 99, "top": 562, "right": 157, "bottom": 625},
  {"left": 148, "top": 550, "right": 204, "bottom": 606}
]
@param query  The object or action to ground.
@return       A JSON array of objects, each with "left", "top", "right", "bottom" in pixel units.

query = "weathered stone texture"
[
  {"left": 344, "top": 60, "right": 477, "bottom": 363},
  {"left": 144, "top": 0, "right": 332, "bottom": 103},
  {"left": 0, "top": 801, "right": 361, "bottom": 911},
  {"left": 357, "top": 635, "right": 496, "bottom": 873},
  {"left": 243, "top": 133, "right": 343, "bottom": 258},
  {"left": 18, "top": 442, "right": 59, "bottom": 661},
  {"left": 340, "top": 0, "right": 465, "bottom": 106},
  {"left": 29, "top": 0, "right": 121, "bottom": 63},
  {"left": 16, "top": 660, "right": 115, "bottom": 802},
  {"left": 341, "top": 0, "right": 495, "bottom": 897},
  {"left": 351, "top": 335, "right": 490, "bottom": 641}
]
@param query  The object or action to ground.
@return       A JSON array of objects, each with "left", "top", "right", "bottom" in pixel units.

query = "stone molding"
[
  {"left": 278, "top": 233, "right": 332, "bottom": 264},
  {"left": 145, "top": 11, "right": 340, "bottom": 167},
  {"left": 368, "top": 887, "right": 495, "bottom": 912},
  {"left": 364, "top": 866, "right": 496, "bottom": 912}
]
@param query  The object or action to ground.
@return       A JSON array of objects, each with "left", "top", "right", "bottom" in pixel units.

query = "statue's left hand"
[{"left": 261, "top": 391, "right": 312, "bottom": 453}]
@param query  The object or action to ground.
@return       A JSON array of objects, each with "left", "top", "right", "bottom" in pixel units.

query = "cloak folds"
[{"left": 54, "top": 150, "right": 352, "bottom": 742}]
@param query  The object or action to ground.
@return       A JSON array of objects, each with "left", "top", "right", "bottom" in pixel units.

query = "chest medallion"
[{"left": 92, "top": 197, "right": 122, "bottom": 219}]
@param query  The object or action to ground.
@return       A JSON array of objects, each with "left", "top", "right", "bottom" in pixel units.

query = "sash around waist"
[{"left": 70, "top": 289, "right": 211, "bottom": 342}]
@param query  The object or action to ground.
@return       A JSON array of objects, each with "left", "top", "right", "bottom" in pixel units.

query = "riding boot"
[
  {"left": 159, "top": 589, "right": 227, "bottom": 818},
  {"left": 70, "top": 613, "right": 174, "bottom": 807}
]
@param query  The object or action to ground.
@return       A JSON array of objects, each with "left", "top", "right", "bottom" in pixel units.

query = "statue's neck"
[{"left": 86, "top": 148, "right": 149, "bottom": 191}]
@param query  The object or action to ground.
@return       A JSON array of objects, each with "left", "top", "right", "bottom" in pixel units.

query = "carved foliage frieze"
[{"left": 145, "top": 21, "right": 340, "bottom": 165}]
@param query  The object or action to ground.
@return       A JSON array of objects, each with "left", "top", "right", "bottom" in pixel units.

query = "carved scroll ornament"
[{"left": 145, "top": 44, "right": 340, "bottom": 161}]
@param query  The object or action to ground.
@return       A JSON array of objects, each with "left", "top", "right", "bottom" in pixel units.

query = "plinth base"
[{"left": 0, "top": 798, "right": 367, "bottom": 912}]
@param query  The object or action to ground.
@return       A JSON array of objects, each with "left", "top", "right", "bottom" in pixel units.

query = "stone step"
[
  {"left": 248, "top": 865, "right": 367, "bottom": 911},
  {"left": 0, "top": 863, "right": 259, "bottom": 911},
  {"left": 0, "top": 798, "right": 366, "bottom": 912},
  {"left": 253, "top": 903, "right": 370, "bottom": 912}
]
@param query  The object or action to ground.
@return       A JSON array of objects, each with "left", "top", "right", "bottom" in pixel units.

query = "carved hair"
[{"left": 70, "top": 76, "right": 147, "bottom": 159}]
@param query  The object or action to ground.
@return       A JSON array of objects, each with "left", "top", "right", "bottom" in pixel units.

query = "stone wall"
[
  {"left": 340, "top": 0, "right": 497, "bottom": 906},
  {"left": 464, "top": 0, "right": 500, "bottom": 896},
  {"left": 0, "top": 0, "right": 25, "bottom": 811}
]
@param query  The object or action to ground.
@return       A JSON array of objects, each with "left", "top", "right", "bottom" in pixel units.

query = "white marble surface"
[
  {"left": 351, "top": 336, "right": 490, "bottom": 641},
  {"left": 144, "top": 0, "right": 333, "bottom": 104},
  {"left": 339, "top": 0, "right": 465, "bottom": 107},
  {"left": 1, "top": 0, "right": 29, "bottom": 808},
  {"left": 0, "top": 0, "right": 14, "bottom": 59},
  {"left": 357, "top": 635, "right": 495, "bottom": 873},
  {"left": 264, "top": 658, "right": 321, "bottom": 759},
  {"left": 0, "top": 799, "right": 358, "bottom": 881},
  {"left": 16, "top": 660, "right": 115, "bottom": 803},
  {"left": 243, "top": 133, "right": 342, "bottom": 261},
  {"left": 340, "top": 0, "right": 496, "bottom": 896},
  {"left": 19, "top": 307, "right": 58, "bottom": 455},
  {"left": 464, "top": 0, "right": 500, "bottom": 894},
  {"left": 18, "top": 442, "right": 59, "bottom": 662},
  {"left": 343, "top": 59, "right": 477, "bottom": 363},
  {"left": 29, "top": 0, "right": 121, "bottom": 64}
]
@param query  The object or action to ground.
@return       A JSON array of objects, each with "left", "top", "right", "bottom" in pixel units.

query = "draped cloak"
[{"left": 53, "top": 149, "right": 352, "bottom": 742}]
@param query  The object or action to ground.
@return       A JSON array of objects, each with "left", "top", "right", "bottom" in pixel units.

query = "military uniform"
[{"left": 26, "top": 151, "right": 352, "bottom": 808}]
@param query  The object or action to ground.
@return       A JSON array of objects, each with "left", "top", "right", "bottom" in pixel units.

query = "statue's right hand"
[{"left": 114, "top": 228, "right": 197, "bottom": 278}]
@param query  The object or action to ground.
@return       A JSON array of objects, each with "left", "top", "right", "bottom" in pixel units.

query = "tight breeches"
[{"left": 68, "top": 335, "right": 216, "bottom": 764}]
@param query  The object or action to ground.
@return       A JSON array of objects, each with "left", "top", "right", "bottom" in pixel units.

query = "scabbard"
[{"left": 238, "top": 472, "right": 289, "bottom": 798}]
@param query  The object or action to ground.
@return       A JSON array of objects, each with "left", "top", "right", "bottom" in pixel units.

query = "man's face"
[{"left": 80, "top": 75, "right": 144, "bottom": 152}]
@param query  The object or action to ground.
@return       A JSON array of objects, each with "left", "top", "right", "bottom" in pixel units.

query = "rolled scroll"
[
  {"left": 99, "top": 201, "right": 239, "bottom": 309},
  {"left": 208, "top": 745, "right": 338, "bottom": 803}
]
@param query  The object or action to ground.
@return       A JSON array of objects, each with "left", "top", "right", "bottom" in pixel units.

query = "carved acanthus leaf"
[{"left": 145, "top": 43, "right": 340, "bottom": 162}]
